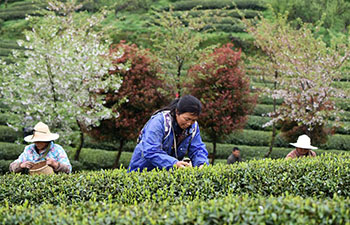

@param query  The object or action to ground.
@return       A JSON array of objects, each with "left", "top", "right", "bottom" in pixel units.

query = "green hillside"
[{"left": 0, "top": 0, "right": 350, "bottom": 171}]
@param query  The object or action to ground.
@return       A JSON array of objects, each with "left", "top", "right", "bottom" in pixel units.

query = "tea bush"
[
  {"left": 1, "top": 194, "right": 349, "bottom": 224},
  {"left": 1, "top": 154, "right": 350, "bottom": 205}
]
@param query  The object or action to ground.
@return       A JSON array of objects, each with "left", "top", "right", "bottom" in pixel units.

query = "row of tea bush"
[
  {"left": 1, "top": 194, "right": 349, "bottom": 224},
  {"left": 1, "top": 154, "right": 350, "bottom": 205}
]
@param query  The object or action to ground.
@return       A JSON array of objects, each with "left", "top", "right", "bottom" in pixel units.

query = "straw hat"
[
  {"left": 24, "top": 122, "right": 59, "bottom": 142},
  {"left": 290, "top": 134, "right": 318, "bottom": 150}
]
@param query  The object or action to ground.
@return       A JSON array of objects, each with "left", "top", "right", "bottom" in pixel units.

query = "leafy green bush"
[
  {"left": 69, "top": 147, "right": 133, "bottom": 170},
  {"left": 167, "top": 0, "right": 267, "bottom": 11},
  {"left": 83, "top": 136, "right": 135, "bottom": 152},
  {"left": 1, "top": 154, "right": 350, "bottom": 205},
  {"left": 0, "top": 160, "right": 11, "bottom": 173},
  {"left": 0, "top": 125, "right": 22, "bottom": 142},
  {"left": 0, "top": 39, "right": 23, "bottom": 49},
  {"left": 0, "top": 47, "right": 12, "bottom": 56},
  {"left": 0, "top": 142, "right": 24, "bottom": 160},
  {"left": 0, "top": 9, "right": 40, "bottom": 21},
  {"left": 220, "top": 129, "right": 350, "bottom": 150},
  {"left": 203, "top": 23, "right": 245, "bottom": 32},
  {"left": 252, "top": 104, "right": 274, "bottom": 116},
  {"left": 245, "top": 115, "right": 273, "bottom": 131},
  {"left": 172, "top": 9, "right": 259, "bottom": 19},
  {"left": 0, "top": 112, "right": 9, "bottom": 125},
  {"left": 320, "top": 134, "right": 350, "bottom": 150},
  {"left": 1, "top": 194, "right": 350, "bottom": 224},
  {"left": 205, "top": 142, "right": 344, "bottom": 161}
]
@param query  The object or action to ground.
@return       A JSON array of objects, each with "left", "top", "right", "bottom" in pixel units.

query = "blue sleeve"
[
  {"left": 188, "top": 124, "right": 209, "bottom": 167},
  {"left": 142, "top": 115, "right": 178, "bottom": 170}
]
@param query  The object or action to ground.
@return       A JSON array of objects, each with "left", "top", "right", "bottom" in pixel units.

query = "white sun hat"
[
  {"left": 290, "top": 134, "right": 318, "bottom": 150},
  {"left": 24, "top": 122, "right": 59, "bottom": 142}
]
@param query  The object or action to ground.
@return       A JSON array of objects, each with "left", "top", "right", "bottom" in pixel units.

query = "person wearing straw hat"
[
  {"left": 9, "top": 122, "right": 72, "bottom": 174},
  {"left": 285, "top": 134, "right": 317, "bottom": 159}
]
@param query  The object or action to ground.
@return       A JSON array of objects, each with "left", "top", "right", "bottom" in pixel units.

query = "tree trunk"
[
  {"left": 210, "top": 140, "right": 217, "bottom": 165},
  {"left": 265, "top": 121, "right": 276, "bottom": 158},
  {"left": 265, "top": 70, "right": 278, "bottom": 158},
  {"left": 74, "top": 119, "right": 84, "bottom": 161},
  {"left": 176, "top": 60, "right": 183, "bottom": 96},
  {"left": 113, "top": 139, "right": 125, "bottom": 168}
]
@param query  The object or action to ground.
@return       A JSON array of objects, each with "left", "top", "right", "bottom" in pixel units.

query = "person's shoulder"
[
  {"left": 149, "top": 111, "right": 171, "bottom": 127},
  {"left": 24, "top": 143, "right": 35, "bottom": 151},
  {"left": 227, "top": 154, "right": 234, "bottom": 161},
  {"left": 285, "top": 149, "right": 297, "bottom": 159}
]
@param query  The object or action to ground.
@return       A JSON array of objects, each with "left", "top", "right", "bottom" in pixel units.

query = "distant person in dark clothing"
[{"left": 227, "top": 147, "right": 242, "bottom": 164}]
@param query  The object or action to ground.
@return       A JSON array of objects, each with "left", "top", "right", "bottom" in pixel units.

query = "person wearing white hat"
[
  {"left": 9, "top": 122, "right": 72, "bottom": 174},
  {"left": 285, "top": 134, "right": 317, "bottom": 159}
]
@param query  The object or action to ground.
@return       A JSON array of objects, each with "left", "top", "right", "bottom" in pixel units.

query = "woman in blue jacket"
[{"left": 128, "top": 95, "right": 209, "bottom": 172}]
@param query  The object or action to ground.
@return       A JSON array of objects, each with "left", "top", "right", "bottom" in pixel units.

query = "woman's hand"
[
  {"left": 175, "top": 161, "right": 191, "bottom": 168},
  {"left": 46, "top": 158, "right": 59, "bottom": 170},
  {"left": 198, "top": 164, "right": 205, "bottom": 169},
  {"left": 20, "top": 161, "right": 34, "bottom": 169}
]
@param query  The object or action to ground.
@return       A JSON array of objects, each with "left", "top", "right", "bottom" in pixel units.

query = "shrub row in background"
[
  {"left": 245, "top": 115, "right": 350, "bottom": 134},
  {"left": 218, "top": 129, "right": 350, "bottom": 150},
  {"left": 0, "top": 10, "right": 41, "bottom": 21},
  {"left": 252, "top": 103, "right": 350, "bottom": 121},
  {"left": 0, "top": 39, "right": 23, "bottom": 49},
  {"left": 1, "top": 194, "right": 350, "bottom": 225},
  {"left": 1, "top": 154, "right": 350, "bottom": 205},
  {"left": 166, "top": 0, "right": 267, "bottom": 11},
  {"left": 172, "top": 9, "right": 259, "bottom": 19},
  {"left": 205, "top": 143, "right": 346, "bottom": 161},
  {"left": 0, "top": 47, "right": 12, "bottom": 56},
  {"left": 0, "top": 125, "right": 22, "bottom": 143},
  {"left": 83, "top": 136, "right": 135, "bottom": 152},
  {"left": 1, "top": 141, "right": 345, "bottom": 173},
  {"left": 0, "top": 112, "right": 9, "bottom": 125}
]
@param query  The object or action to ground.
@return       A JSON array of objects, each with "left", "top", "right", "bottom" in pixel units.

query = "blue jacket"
[{"left": 128, "top": 111, "right": 209, "bottom": 172}]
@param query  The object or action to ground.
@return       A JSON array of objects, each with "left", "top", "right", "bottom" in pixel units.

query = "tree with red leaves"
[
  {"left": 188, "top": 43, "right": 256, "bottom": 164},
  {"left": 88, "top": 41, "right": 169, "bottom": 168}
]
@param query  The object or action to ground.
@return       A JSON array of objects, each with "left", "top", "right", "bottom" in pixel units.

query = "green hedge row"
[
  {"left": 0, "top": 4, "right": 43, "bottom": 13},
  {"left": 0, "top": 125, "right": 22, "bottom": 143},
  {"left": 68, "top": 147, "right": 133, "bottom": 170},
  {"left": 0, "top": 112, "right": 8, "bottom": 125},
  {"left": 1, "top": 154, "right": 350, "bottom": 205},
  {"left": 83, "top": 136, "right": 135, "bottom": 152},
  {"left": 0, "top": 160, "right": 11, "bottom": 174},
  {"left": 255, "top": 92, "right": 350, "bottom": 112},
  {"left": 252, "top": 103, "right": 350, "bottom": 121},
  {"left": 172, "top": 9, "right": 259, "bottom": 19},
  {"left": 203, "top": 23, "right": 245, "bottom": 33},
  {"left": 251, "top": 79, "right": 350, "bottom": 91},
  {"left": 245, "top": 115, "right": 350, "bottom": 134},
  {"left": 205, "top": 143, "right": 345, "bottom": 161},
  {"left": 340, "top": 73, "right": 350, "bottom": 81},
  {"left": 220, "top": 129, "right": 350, "bottom": 150},
  {"left": 0, "top": 142, "right": 24, "bottom": 160},
  {"left": 0, "top": 40, "right": 23, "bottom": 49},
  {"left": 0, "top": 9, "right": 41, "bottom": 21},
  {"left": 0, "top": 47, "right": 12, "bottom": 56},
  {"left": 1, "top": 194, "right": 350, "bottom": 225},
  {"left": 1, "top": 140, "right": 345, "bottom": 173},
  {"left": 167, "top": 0, "right": 267, "bottom": 11}
]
